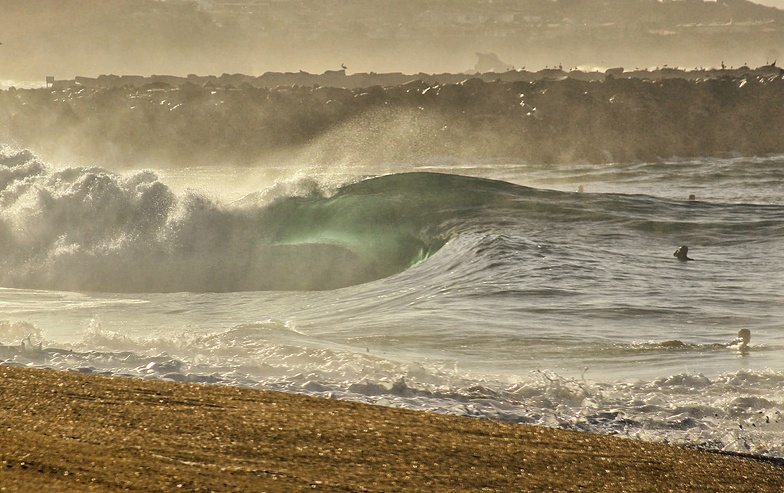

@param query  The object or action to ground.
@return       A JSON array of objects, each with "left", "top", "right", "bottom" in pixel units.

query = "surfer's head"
[
  {"left": 732, "top": 328, "right": 751, "bottom": 354},
  {"left": 673, "top": 245, "right": 693, "bottom": 261}
]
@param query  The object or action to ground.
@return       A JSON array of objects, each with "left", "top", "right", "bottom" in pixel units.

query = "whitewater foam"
[
  {"left": 0, "top": 149, "right": 454, "bottom": 291},
  {"left": 1, "top": 322, "right": 781, "bottom": 458}
]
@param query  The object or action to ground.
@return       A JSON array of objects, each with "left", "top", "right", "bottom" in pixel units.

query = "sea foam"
[{"left": 1, "top": 321, "right": 782, "bottom": 459}]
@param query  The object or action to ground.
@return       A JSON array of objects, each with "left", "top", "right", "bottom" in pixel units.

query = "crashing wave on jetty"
[{"left": 1, "top": 66, "right": 782, "bottom": 167}]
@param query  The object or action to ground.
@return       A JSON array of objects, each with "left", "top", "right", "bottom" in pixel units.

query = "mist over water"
[{"left": 4, "top": 72, "right": 784, "bottom": 172}]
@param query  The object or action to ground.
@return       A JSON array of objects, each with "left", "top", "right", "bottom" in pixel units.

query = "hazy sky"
[
  {"left": 3, "top": 0, "right": 783, "bottom": 79},
  {"left": 754, "top": 0, "right": 784, "bottom": 7}
]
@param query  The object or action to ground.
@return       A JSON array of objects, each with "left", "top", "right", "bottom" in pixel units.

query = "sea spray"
[{"left": 0, "top": 149, "right": 463, "bottom": 291}]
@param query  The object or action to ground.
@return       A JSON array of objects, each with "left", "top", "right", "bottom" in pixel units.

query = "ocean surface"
[{"left": 1, "top": 146, "right": 782, "bottom": 459}]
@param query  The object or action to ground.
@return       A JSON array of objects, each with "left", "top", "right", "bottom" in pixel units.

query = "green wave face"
[{"left": 257, "top": 172, "right": 511, "bottom": 290}]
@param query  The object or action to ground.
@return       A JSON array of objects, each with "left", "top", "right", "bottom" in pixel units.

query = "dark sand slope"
[{"left": 0, "top": 365, "right": 781, "bottom": 492}]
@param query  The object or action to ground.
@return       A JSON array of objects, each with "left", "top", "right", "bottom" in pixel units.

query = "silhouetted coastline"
[{"left": 56, "top": 63, "right": 784, "bottom": 90}]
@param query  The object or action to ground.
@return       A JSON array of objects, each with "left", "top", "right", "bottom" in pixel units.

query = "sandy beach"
[{"left": 0, "top": 365, "right": 780, "bottom": 492}]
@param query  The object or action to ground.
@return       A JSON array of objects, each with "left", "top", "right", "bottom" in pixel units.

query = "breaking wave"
[
  {"left": 0, "top": 148, "right": 517, "bottom": 292},
  {"left": 3, "top": 147, "right": 784, "bottom": 293}
]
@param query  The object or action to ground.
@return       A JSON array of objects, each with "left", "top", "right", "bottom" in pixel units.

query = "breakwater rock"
[{"left": 1, "top": 67, "right": 783, "bottom": 166}]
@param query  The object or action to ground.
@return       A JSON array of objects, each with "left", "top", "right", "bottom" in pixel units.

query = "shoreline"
[{"left": 1, "top": 364, "right": 782, "bottom": 492}]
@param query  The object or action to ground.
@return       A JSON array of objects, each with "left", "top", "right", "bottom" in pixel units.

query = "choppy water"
[{"left": 1, "top": 147, "right": 783, "bottom": 458}]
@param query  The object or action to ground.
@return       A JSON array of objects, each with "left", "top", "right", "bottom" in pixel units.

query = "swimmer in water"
[
  {"left": 730, "top": 328, "right": 751, "bottom": 353},
  {"left": 673, "top": 245, "right": 693, "bottom": 261},
  {"left": 661, "top": 329, "right": 751, "bottom": 353}
]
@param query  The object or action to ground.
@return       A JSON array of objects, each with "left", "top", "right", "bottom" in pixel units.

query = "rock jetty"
[{"left": 1, "top": 66, "right": 783, "bottom": 166}]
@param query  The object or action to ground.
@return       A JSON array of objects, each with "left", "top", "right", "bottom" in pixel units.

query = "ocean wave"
[
  {"left": 3, "top": 148, "right": 784, "bottom": 293},
  {"left": 0, "top": 149, "right": 459, "bottom": 291}
]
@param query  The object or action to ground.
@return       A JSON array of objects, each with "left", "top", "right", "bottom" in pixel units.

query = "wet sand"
[{"left": 0, "top": 364, "right": 781, "bottom": 492}]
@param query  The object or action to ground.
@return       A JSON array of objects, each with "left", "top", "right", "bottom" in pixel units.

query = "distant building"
[{"left": 475, "top": 53, "right": 514, "bottom": 73}]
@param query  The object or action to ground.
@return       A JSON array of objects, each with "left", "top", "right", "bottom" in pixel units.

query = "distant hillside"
[
  {"left": 203, "top": 0, "right": 784, "bottom": 28},
  {"left": 1, "top": 0, "right": 783, "bottom": 79}
]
